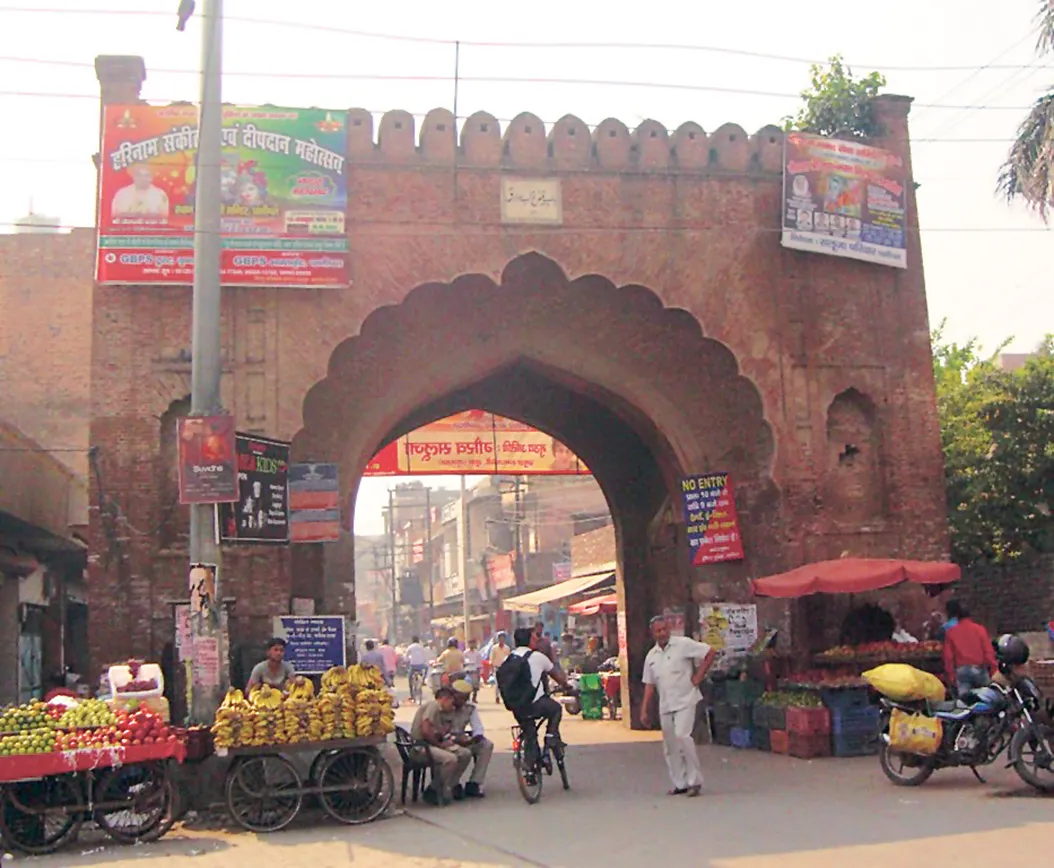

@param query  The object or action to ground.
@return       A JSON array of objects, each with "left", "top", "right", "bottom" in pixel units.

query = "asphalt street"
[{"left": 3, "top": 695, "right": 1052, "bottom": 868}]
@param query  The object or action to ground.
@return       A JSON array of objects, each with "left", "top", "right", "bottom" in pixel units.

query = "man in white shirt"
[
  {"left": 641, "top": 615, "right": 715, "bottom": 797},
  {"left": 488, "top": 632, "right": 511, "bottom": 704},
  {"left": 449, "top": 679, "right": 493, "bottom": 798},
  {"left": 111, "top": 163, "right": 170, "bottom": 217},
  {"left": 463, "top": 639, "right": 483, "bottom": 701},
  {"left": 508, "top": 627, "right": 571, "bottom": 748},
  {"left": 404, "top": 635, "right": 431, "bottom": 703}
]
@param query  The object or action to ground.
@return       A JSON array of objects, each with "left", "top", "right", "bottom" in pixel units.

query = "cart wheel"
[
  {"left": 316, "top": 748, "right": 393, "bottom": 825},
  {"left": 225, "top": 755, "right": 303, "bottom": 833},
  {"left": 0, "top": 775, "right": 84, "bottom": 855},
  {"left": 94, "top": 762, "right": 176, "bottom": 844}
]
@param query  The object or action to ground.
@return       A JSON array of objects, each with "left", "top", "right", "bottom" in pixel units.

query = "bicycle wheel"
[
  {"left": 0, "top": 775, "right": 84, "bottom": 855},
  {"left": 514, "top": 743, "right": 543, "bottom": 804}
]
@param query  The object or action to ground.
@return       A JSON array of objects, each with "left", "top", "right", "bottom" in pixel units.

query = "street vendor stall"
[
  {"left": 210, "top": 663, "right": 395, "bottom": 832},
  {"left": 0, "top": 699, "right": 184, "bottom": 855},
  {"left": 704, "top": 558, "right": 960, "bottom": 759}
]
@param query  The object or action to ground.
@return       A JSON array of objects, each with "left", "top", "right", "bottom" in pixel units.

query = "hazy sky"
[{"left": 1, "top": 0, "right": 1049, "bottom": 531}]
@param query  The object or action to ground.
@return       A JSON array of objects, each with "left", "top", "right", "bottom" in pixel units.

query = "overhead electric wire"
[{"left": 0, "top": 7, "right": 1046, "bottom": 73}]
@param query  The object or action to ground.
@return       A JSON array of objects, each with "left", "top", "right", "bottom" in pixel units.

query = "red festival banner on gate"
[
  {"left": 96, "top": 104, "right": 349, "bottom": 287},
  {"left": 364, "top": 411, "right": 590, "bottom": 476}
]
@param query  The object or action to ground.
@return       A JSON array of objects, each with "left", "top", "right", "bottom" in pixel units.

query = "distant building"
[
  {"left": 13, "top": 211, "right": 61, "bottom": 235},
  {"left": 998, "top": 353, "right": 1034, "bottom": 372}
]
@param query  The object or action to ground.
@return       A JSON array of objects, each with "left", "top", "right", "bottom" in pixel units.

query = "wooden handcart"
[
  {"left": 0, "top": 741, "right": 184, "bottom": 855},
  {"left": 218, "top": 736, "right": 393, "bottom": 832}
]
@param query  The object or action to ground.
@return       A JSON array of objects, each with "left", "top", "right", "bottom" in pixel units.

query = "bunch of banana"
[
  {"left": 345, "top": 664, "right": 385, "bottom": 691},
  {"left": 354, "top": 688, "right": 388, "bottom": 737},
  {"left": 338, "top": 691, "right": 358, "bottom": 738},
  {"left": 246, "top": 684, "right": 286, "bottom": 744},
  {"left": 287, "top": 676, "right": 315, "bottom": 702},
  {"left": 321, "top": 666, "right": 349, "bottom": 692},
  {"left": 316, "top": 693, "right": 341, "bottom": 740},
  {"left": 212, "top": 688, "right": 254, "bottom": 747},
  {"left": 249, "top": 684, "right": 283, "bottom": 710}
]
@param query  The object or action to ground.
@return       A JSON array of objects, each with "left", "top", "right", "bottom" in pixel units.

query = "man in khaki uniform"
[
  {"left": 409, "top": 686, "right": 470, "bottom": 805},
  {"left": 449, "top": 679, "right": 494, "bottom": 798}
]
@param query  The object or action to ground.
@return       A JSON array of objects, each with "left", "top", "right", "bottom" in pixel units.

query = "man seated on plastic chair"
[{"left": 447, "top": 679, "right": 493, "bottom": 799}]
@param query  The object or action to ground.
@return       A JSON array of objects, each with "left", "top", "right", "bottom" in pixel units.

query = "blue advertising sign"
[{"left": 275, "top": 615, "right": 346, "bottom": 674}]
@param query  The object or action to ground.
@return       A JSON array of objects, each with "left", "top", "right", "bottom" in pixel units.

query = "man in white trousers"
[{"left": 641, "top": 614, "right": 716, "bottom": 797}]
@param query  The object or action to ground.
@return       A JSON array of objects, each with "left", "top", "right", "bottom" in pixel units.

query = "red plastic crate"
[
  {"left": 770, "top": 729, "right": 789, "bottom": 755},
  {"left": 787, "top": 731, "right": 832, "bottom": 759},
  {"left": 785, "top": 706, "right": 831, "bottom": 736}
]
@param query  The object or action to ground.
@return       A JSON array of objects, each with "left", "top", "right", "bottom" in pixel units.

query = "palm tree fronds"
[
  {"left": 998, "top": 88, "right": 1054, "bottom": 221},
  {"left": 1037, "top": 0, "right": 1054, "bottom": 55}
]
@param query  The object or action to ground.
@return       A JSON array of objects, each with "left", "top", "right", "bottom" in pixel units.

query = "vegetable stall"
[{"left": 705, "top": 558, "right": 960, "bottom": 759}]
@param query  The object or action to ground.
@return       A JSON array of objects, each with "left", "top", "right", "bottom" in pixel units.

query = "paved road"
[{"left": 3, "top": 698, "right": 1052, "bottom": 868}]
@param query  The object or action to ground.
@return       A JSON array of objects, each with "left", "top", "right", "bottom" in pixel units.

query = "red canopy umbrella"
[
  {"left": 750, "top": 558, "right": 960, "bottom": 599},
  {"left": 567, "top": 593, "right": 619, "bottom": 616}
]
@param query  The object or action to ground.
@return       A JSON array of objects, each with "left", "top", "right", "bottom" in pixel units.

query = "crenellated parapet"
[{"left": 345, "top": 109, "right": 791, "bottom": 174}]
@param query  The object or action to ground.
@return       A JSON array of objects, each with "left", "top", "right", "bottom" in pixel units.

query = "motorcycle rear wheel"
[
  {"left": 878, "top": 742, "right": 935, "bottom": 787},
  {"left": 1010, "top": 724, "right": 1054, "bottom": 792}
]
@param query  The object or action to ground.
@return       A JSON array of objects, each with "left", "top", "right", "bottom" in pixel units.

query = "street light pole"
[
  {"left": 458, "top": 476, "right": 471, "bottom": 643},
  {"left": 187, "top": 0, "right": 228, "bottom": 723}
]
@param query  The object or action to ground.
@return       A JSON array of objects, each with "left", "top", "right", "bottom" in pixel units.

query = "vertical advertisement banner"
[
  {"left": 97, "top": 104, "right": 349, "bottom": 287},
  {"left": 781, "top": 132, "right": 907, "bottom": 269},
  {"left": 288, "top": 463, "right": 340, "bottom": 543},
  {"left": 177, "top": 416, "right": 238, "bottom": 505},
  {"left": 680, "top": 473, "right": 745, "bottom": 566},
  {"left": 218, "top": 434, "right": 290, "bottom": 543}
]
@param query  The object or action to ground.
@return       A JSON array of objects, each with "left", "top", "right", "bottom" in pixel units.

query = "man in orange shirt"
[{"left": 942, "top": 600, "right": 997, "bottom": 696}]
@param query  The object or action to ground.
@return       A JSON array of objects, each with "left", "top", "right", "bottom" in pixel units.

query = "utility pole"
[
  {"left": 186, "top": 0, "right": 227, "bottom": 723},
  {"left": 458, "top": 476, "right": 471, "bottom": 643},
  {"left": 424, "top": 487, "right": 434, "bottom": 629},
  {"left": 513, "top": 475, "right": 526, "bottom": 593},
  {"left": 387, "top": 490, "right": 397, "bottom": 643}
]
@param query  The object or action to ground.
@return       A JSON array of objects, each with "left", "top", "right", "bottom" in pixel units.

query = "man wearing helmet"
[{"left": 941, "top": 600, "right": 996, "bottom": 695}]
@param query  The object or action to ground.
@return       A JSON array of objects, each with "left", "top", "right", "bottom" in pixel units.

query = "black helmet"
[{"left": 996, "top": 634, "right": 1030, "bottom": 666}]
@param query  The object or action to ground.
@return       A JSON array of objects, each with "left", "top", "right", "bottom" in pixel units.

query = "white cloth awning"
[{"left": 501, "top": 572, "right": 615, "bottom": 613}]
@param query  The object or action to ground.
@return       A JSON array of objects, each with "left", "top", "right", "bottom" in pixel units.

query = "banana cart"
[{"left": 217, "top": 735, "right": 393, "bottom": 832}]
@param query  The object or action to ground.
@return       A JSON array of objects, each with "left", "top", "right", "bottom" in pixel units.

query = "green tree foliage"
[
  {"left": 933, "top": 323, "right": 1054, "bottom": 564},
  {"left": 785, "top": 55, "right": 887, "bottom": 139},
  {"left": 998, "top": 3, "right": 1054, "bottom": 220}
]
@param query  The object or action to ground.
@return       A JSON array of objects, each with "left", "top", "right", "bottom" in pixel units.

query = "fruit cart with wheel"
[
  {"left": 0, "top": 740, "right": 185, "bottom": 855},
  {"left": 219, "top": 736, "right": 393, "bottom": 832}
]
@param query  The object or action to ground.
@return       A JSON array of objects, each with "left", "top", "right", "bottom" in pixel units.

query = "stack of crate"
[
  {"left": 711, "top": 678, "right": 763, "bottom": 748},
  {"left": 770, "top": 706, "right": 832, "bottom": 758}
]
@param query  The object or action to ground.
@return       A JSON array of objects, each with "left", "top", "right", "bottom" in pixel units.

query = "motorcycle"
[
  {"left": 557, "top": 672, "right": 582, "bottom": 716},
  {"left": 877, "top": 636, "right": 1054, "bottom": 791}
]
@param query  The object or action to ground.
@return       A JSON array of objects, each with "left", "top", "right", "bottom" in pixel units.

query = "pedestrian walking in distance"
[{"left": 641, "top": 614, "right": 715, "bottom": 797}]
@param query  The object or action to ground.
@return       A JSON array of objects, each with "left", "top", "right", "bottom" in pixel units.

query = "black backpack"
[{"left": 496, "top": 650, "right": 537, "bottom": 712}]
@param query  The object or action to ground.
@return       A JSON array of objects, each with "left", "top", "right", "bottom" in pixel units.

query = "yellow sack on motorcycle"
[
  {"left": 862, "top": 663, "right": 946, "bottom": 703},
  {"left": 888, "top": 708, "right": 943, "bottom": 756}
]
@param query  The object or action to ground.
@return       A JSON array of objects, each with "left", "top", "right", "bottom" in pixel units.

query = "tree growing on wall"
[
  {"left": 998, "top": 3, "right": 1054, "bottom": 220},
  {"left": 933, "top": 322, "right": 1054, "bottom": 564},
  {"left": 784, "top": 54, "right": 888, "bottom": 139}
]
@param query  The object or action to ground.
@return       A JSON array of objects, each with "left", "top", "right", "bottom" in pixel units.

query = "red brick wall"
[{"left": 79, "top": 58, "right": 949, "bottom": 702}]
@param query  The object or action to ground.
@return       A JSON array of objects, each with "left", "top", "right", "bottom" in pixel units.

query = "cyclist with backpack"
[{"left": 497, "top": 627, "right": 572, "bottom": 755}]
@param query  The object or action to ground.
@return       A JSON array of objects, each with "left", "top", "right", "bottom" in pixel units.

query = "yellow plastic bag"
[
  {"left": 862, "top": 663, "right": 946, "bottom": 703},
  {"left": 888, "top": 708, "right": 943, "bottom": 756}
]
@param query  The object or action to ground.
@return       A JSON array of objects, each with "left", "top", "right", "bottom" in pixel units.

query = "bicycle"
[
  {"left": 511, "top": 718, "right": 569, "bottom": 804},
  {"left": 407, "top": 667, "right": 425, "bottom": 704}
]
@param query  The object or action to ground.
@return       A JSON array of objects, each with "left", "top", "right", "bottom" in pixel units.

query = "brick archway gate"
[{"left": 292, "top": 251, "right": 780, "bottom": 725}]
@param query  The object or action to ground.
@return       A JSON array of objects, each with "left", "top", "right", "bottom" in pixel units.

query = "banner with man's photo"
[
  {"left": 780, "top": 132, "right": 907, "bottom": 269},
  {"left": 96, "top": 103, "right": 349, "bottom": 287}
]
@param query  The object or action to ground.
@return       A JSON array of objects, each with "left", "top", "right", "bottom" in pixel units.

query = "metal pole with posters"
[
  {"left": 458, "top": 476, "right": 471, "bottom": 643},
  {"left": 185, "top": 0, "right": 229, "bottom": 723}
]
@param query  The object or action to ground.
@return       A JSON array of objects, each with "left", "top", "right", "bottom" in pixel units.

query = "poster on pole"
[
  {"left": 680, "top": 473, "right": 745, "bottom": 566},
  {"left": 96, "top": 103, "right": 350, "bottom": 287},
  {"left": 273, "top": 615, "right": 346, "bottom": 674},
  {"left": 699, "top": 603, "right": 758, "bottom": 665},
  {"left": 177, "top": 416, "right": 238, "bottom": 505},
  {"left": 218, "top": 434, "right": 290, "bottom": 543},
  {"left": 781, "top": 132, "right": 907, "bottom": 269},
  {"left": 289, "top": 463, "right": 340, "bottom": 543}
]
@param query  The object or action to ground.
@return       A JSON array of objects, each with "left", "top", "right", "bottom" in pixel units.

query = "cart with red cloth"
[{"left": 0, "top": 738, "right": 185, "bottom": 855}]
